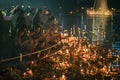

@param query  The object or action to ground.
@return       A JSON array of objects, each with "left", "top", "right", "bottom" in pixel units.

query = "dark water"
[{"left": 62, "top": 13, "right": 120, "bottom": 49}]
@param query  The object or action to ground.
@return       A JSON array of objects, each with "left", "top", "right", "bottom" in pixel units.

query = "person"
[
  {"left": 16, "top": 10, "right": 27, "bottom": 32},
  {"left": 33, "top": 9, "right": 43, "bottom": 30},
  {"left": 17, "top": 25, "right": 34, "bottom": 53},
  {"left": 32, "top": 25, "right": 45, "bottom": 50},
  {"left": 0, "top": 10, "right": 4, "bottom": 43},
  {"left": 41, "top": 9, "right": 51, "bottom": 29},
  {"left": 0, "top": 10, "right": 5, "bottom": 58},
  {"left": 25, "top": 8, "right": 35, "bottom": 30}
]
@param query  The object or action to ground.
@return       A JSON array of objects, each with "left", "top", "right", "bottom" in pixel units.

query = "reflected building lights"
[
  {"left": 86, "top": 0, "right": 113, "bottom": 45},
  {"left": 87, "top": 0, "right": 112, "bottom": 16}
]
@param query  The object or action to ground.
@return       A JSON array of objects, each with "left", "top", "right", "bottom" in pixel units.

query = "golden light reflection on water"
[
  {"left": 91, "top": 15, "right": 109, "bottom": 45},
  {"left": 87, "top": 0, "right": 112, "bottom": 45}
]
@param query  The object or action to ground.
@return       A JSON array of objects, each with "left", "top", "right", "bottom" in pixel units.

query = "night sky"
[
  {"left": 108, "top": 0, "right": 120, "bottom": 9},
  {"left": 0, "top": 0, "right": 119, "bottom": 13}
]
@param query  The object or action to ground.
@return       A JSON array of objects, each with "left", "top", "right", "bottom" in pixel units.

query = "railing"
[
  {"left": 0, "top": 38, "right": 120, "bottom": 63},
  {"left": 0, "top": 41, "right": 62, "bottom": 63}
]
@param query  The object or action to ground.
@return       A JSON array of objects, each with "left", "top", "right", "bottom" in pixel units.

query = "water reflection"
[{"left": 90, "top": 15, "right": 111, "bottom": 45}]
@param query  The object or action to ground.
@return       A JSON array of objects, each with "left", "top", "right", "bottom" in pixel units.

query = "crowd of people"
[
  {"left": 0, "top": 5, "right": 120, "bottom": 80},
  {"left": 0, "top": 5, "right": 62, "bottom": 59}
]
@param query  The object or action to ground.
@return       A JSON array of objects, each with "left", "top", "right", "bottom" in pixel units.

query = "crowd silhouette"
[{"left": 0, "top": 5, "right": 62, "bottom": 59}]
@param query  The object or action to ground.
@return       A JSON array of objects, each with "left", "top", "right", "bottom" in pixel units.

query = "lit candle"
[
  {"left": 78, "top": 27, "right": 80, "bottom": 36},
  {"left": 53, "top": 75, "right": 56, "bottom": 78},
  {"left": 31, "top": 61, "right": 34, "bottom": 65},
  {"left": 66, "top": 49, "right": 69, "bottom": 54},
  {"left": 73, "top": 25, "right": 75, "bottom": 35},
  {"left": 23, "top": 72, "right": 27, "bottom": 77},
  {"left": 61, "top": 74, "right": 66, "bottom": 80},
  {"left": 70, "top": 28, "right": 73, "bottom": 36}
]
